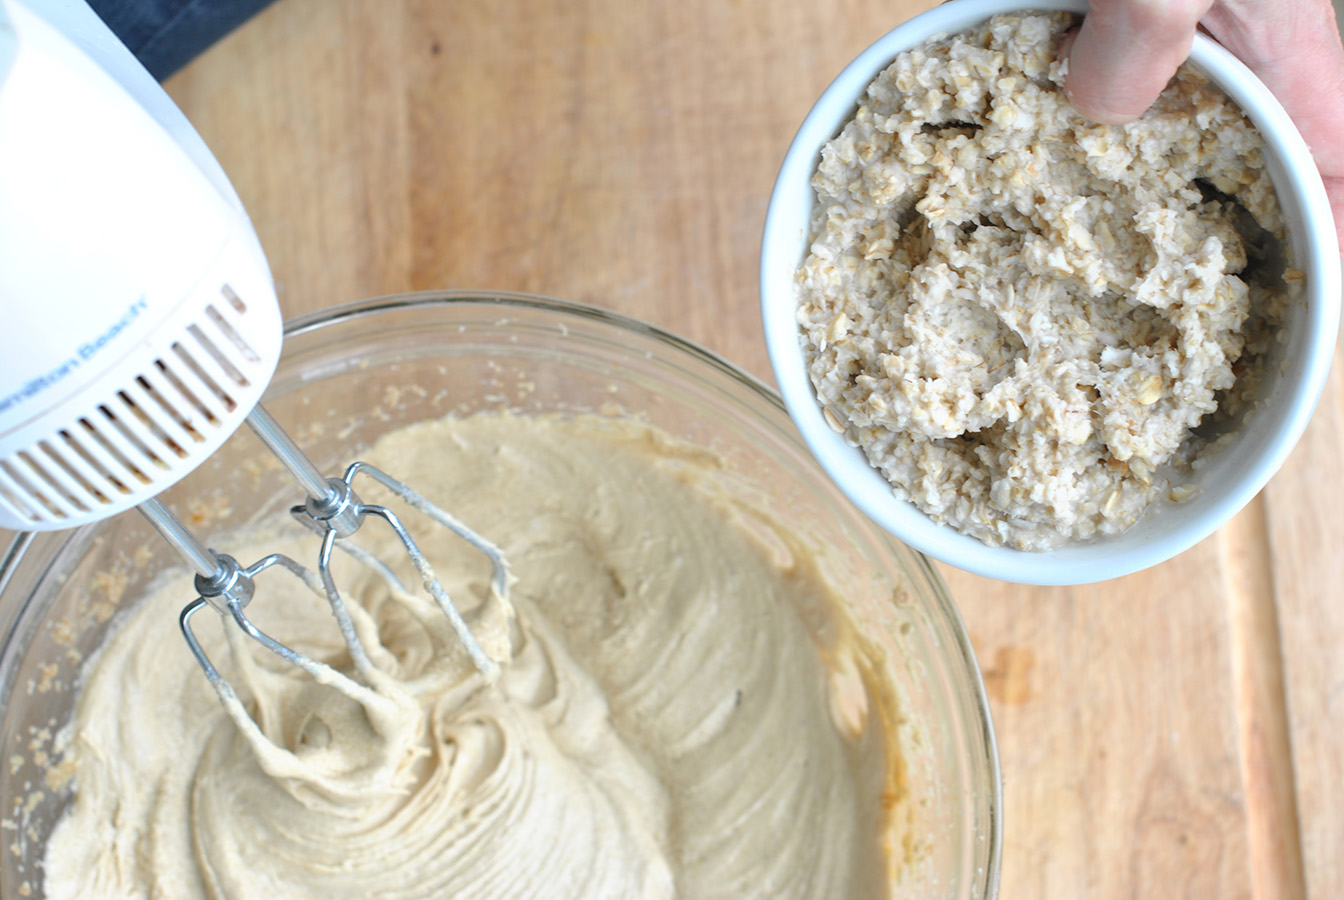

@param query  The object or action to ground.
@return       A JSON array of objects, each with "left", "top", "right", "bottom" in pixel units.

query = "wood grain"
[
  {"left": 152, "top": 0, "right": 1344, "bottom": 896},
  {"left": 1221, "top": 497, "right": 1306, "bottom": 900},
  {"left": 1260, "top": 341, "right": 1344, "bottom": 900}
]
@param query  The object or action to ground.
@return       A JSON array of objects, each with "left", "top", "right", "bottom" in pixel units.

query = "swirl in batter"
[{"left": 43, "top": 414, "right": 906, "bottom": 899}]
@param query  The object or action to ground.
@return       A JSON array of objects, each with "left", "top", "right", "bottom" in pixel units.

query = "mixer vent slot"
[
  {"left": 167, "top": 345, "right": 233, "bottom": 419},
  {"left": 108, "top": 393, "right": 177, "bottom": 466},
  {"left": 204, "top": 304, "right": 259, "bottom": 367},
  {"left": 38, "top": 439, "right": 109, "bottom": 507},
  {"left": 14, "top": 449, "right": 83, "bottom": 517},
  {"left": 0, "top": 475, "right": 39, "bottom": 524},
  {"left": 0, "top": 459, "right": 50, "bottom": 522},
  {"left": 91, "top": 409, "right": 154, "bottom": 485},
  {"left": 186, "top": 326, "right": 246, "bottom": 395},
  {"left": 64, "top": 425, "right": 132, "bottom": 496},
  {"left": 134, "top": 375, "right": 202, "bottom": 448},
  {"left": 221, "top": 283, "right": 247, "bottom": 314}
]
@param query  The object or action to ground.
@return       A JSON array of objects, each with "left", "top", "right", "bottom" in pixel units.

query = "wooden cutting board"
[{"left": 158, "top": 1, "right": 1343, "bottom": 896}]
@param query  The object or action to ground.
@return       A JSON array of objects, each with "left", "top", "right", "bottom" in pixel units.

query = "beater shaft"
[
  {"left": 245, "top": 406, "right": 332, "bottom": 503},
  {"left": 246, "top": 406, "right": 363, "bottom": 539},
  {"left": 138, "top": 498, "right": 223, "bottom": 582},
  {"left": 139, "top": 498, "right": 254, "bottom": 612}
]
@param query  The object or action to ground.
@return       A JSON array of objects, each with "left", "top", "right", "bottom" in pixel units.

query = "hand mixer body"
[
  {"left": 0, "top": 0, "right": 509, "bottom": 707},
  {"left": 0, "top": 0, "right": 283, "bottom": 531}
]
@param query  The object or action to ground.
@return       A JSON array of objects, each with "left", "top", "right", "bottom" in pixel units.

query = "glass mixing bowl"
[{"left": 0, "top": 293, "right": 1000, "bottom": 898}]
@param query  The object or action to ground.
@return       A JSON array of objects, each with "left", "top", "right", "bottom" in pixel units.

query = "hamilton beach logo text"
[{"left": 0, "top": 298, "right": 149, "bottom": 416}]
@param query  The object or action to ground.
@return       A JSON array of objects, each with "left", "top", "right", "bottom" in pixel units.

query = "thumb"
[
  {"left": 1064, "top": 1, "right": 1214, "bottom": 124},
  {"left": 1197, "top": 1, "right": 1344, "bottom": 252}
]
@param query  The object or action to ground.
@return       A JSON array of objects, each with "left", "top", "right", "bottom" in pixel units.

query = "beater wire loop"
[
  {"left": 175, "top": 406, "right": 510, "bottom": 715},
  {"left": 179, "top": 552, "right": 385, "bottom": 711}
]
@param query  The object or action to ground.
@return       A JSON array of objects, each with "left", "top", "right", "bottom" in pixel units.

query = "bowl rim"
[{"left": 759, "top": 0, "right": 1342, "bottom": 585}]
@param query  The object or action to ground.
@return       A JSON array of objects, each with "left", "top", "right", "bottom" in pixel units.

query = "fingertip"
[
  {"left": 1060, "top": 27, "right": 1136, "bottom": 124},
  {"left": 1067, "top": 96, "right": 1148, "bottom": 126},
  {"left": 1062, "top": 7, "right": 1196, "bottom": 125}
]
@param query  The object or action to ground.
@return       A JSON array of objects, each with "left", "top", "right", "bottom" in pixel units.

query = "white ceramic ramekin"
[{"left": 760, "top": 0, "right": 1341, "bottom": 585}]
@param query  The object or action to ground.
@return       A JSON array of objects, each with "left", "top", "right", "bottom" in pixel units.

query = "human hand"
[{"left": 1063, "top": 0, "right": 1344, "bottom": 251}]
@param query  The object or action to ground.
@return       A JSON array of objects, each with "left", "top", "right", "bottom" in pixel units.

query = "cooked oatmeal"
[{"left": 796, "top": 11, "right": 1296, "bottom": 550}]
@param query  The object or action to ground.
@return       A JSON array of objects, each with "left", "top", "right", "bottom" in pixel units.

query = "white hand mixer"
[{"left": 0, "top": 0, "right": 508, "bottom": 703}]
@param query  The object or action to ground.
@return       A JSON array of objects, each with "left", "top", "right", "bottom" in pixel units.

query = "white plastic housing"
[{"left": 0, "top": 0, "right": 283, "bottom": 531}]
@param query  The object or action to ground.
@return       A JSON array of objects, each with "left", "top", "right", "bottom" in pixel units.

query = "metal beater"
[{"left": 170, "top": 406, "right": 511, "bottom": 699}]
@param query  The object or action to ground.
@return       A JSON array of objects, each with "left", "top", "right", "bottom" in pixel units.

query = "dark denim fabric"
[{"left": 87, "top": 0, "right": 277, "bottom": 80}]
